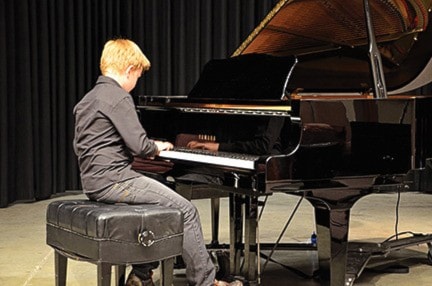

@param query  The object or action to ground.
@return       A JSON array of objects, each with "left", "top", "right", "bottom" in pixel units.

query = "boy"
[{"left": 73, "top": 38, "right": 241, "bottom": 286}]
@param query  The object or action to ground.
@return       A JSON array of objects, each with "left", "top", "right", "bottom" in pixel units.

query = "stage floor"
[{"left": 1, "top": 190, "right": 432, "bottom": 285}]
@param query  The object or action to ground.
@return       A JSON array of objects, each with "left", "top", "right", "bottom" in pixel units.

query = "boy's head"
[{"left": 100, "top": 39, "right": 151, "bottom": 76}]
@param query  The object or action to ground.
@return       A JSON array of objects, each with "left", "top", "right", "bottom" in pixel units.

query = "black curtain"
[
  {"left": 1, "top": 0, "right": 431, "bottom": 208},
  {"left": 0, "top": 0, "right": 279, "bottom": 207}
]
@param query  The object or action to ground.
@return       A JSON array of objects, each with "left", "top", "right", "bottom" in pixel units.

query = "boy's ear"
[{"left": 125, "top": 65, "right": 134, "bottom": 75}]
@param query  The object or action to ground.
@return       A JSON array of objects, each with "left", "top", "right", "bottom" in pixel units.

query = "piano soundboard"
[{"left": 158, "top": 147, "right": 260, "bottom": 170}]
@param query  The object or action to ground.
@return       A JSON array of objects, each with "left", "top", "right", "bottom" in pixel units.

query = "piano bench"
[{"left": 46, "top": 200, "right": 184, "bottom": 286}]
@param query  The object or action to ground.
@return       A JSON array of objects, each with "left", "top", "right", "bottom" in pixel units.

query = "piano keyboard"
[{"left": 158, "top": 147, "right": 260, "bottom": 170}]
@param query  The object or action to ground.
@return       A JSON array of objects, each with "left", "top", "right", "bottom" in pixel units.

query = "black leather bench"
[{"left": 46, "top": 200, "right": 183, "bottom": 286}]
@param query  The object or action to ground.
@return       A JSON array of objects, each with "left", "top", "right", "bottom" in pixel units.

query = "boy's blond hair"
[{"left": 100, "top": 39, "right": 151, "bottom": 75}]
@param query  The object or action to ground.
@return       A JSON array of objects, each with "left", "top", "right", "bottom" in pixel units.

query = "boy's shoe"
[
  {"left": 214, "top": 279, "right": 243, "bottom": 286},
  {"left": 125, "top": 270, "right": 154, "bottom": 286}
]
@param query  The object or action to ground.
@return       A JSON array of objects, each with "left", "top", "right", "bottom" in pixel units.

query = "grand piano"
[{"left": 136, "top": 0, "right": 432, "bottom": 285}]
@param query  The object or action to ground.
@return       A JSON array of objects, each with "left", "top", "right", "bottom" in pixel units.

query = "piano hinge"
[
  {"left": 360, "top": 83, "right": 372, "bottom": 97},
  {"left": 290, "top": 88, "right": 304, "bottom": 99}
]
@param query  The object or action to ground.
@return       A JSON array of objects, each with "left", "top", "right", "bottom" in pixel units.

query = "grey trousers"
[{"left": 88, "top": 175, "right": 216, "bottom": 286}]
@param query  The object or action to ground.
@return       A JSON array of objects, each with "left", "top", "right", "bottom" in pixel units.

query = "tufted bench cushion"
[{"left": 46, "top": 200, "right": 184, "bottom": 285}]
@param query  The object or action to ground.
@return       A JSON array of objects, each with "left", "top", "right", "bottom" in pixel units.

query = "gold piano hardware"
[
  {"left": 174, "top": 133, "right": 216, "bottom": 147},
  {"left": 138, "top": 102, "right": 291, "bottom": 116},
  {"left": 158, "top": 102, "right": 291, "bottom": 111},
  {"left": 290, "top": 87, "right": 375, "bottom": 99},
  {"left": 290, "top": 93, "right": 374, "bottom": 100},
  {"left": 157, "top": 102, "right": 292, "bottom": 116},
  {"left": 198, "top": 134, "right": 216, "bottom": 142},
  {"left": 290, "top": 88, "right": 304, "bottom": 98}
]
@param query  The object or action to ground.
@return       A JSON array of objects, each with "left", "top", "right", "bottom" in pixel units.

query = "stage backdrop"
[
  {"left": 0, "top": 0, "right": 431, "bottom": 207},
  {"left": 0, "top": 0, "right": 279, "bottom": 207}
]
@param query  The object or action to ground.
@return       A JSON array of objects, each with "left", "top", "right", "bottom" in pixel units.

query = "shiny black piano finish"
[
  {"left": 266, "top": 95, "right": 432, "bottom": 286},
  {"left": 284, "top": 96, "right": 432, "bottom": 184},
  {"left": 136, "top": 0, "right": 432, "bottom": 285}
]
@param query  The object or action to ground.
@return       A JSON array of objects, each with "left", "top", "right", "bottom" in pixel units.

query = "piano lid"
[{"left": 233, "top": 0, "right": 432, "bottom": 94}]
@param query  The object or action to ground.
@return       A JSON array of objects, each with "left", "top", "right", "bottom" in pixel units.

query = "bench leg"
[
  {"left": 97, "top": 263, "right": 112, "bottom": 286},
  {"left": 115, "top": 265, "right": 126, "bottom": 286},
  {"left": 54, "top": 251, "right": 67, "bottom": 286},
  {"left": 160, "top": 258, "right": 174, "bottom": 286}
]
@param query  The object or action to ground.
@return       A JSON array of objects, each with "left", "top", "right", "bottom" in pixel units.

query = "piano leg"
[
  {"left": 314, "top": 206, "right": 350, "bottom": 286},
  {"left": 230, "top": 193, "right": 243, "bottom": 275},
  {"left": 273, "top": 176, "right": 432, "bottom": 285},
  {"left": 228, "top": 193, "right": 260, "bottom": 283},
  {"left": 211, "top": 197, "right": 221, "bottom": 246},
  {"left": 244, "top": 195, "right": 259, "bottom": 281}
]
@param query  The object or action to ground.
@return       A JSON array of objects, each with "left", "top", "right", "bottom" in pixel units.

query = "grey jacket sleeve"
[{"left": 109, "top": 96, "right": 158, "bottom": 158}]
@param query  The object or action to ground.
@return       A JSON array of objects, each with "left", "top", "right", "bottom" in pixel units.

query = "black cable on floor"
[{"left": 394, "top": 187, "right": 401, "bottom": 240}]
